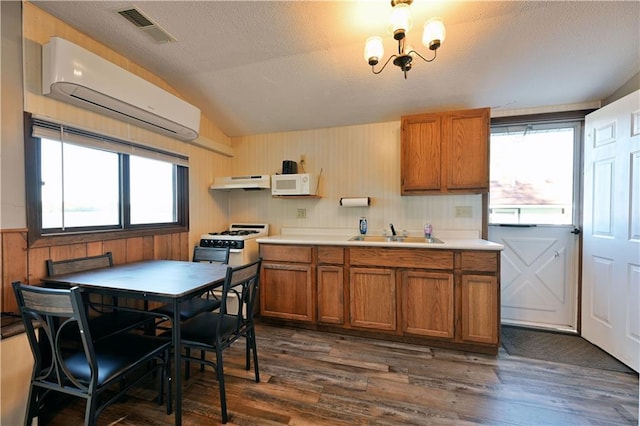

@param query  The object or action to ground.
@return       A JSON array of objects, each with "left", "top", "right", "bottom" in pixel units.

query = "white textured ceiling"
[{"left": 32, "top": 1, "right": 640, "bottom": 137}]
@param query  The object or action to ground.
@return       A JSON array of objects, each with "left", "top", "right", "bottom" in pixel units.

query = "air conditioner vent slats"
[
  {"left": 117, "top": 7, "right": 176, "bottom": 43},
  {"left": 118, "top": 8, "right": 154, "bottom": 28}
]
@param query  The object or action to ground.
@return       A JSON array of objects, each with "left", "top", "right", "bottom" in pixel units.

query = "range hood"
[{"left": 210, "top": 175, "right": 270, "bottom": 190}]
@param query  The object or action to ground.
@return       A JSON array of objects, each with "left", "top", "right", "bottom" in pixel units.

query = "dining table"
[{"left": 42, "top": 259, "right": 229, "bottom": 426}]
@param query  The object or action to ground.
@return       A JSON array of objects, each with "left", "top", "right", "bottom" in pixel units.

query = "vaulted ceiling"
[{"left": 33, "top": 1, "right": 640, "bottom": 137}]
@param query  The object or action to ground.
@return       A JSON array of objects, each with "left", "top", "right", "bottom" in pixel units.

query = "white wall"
[{"left": 1, "top": 1, "right": 26, "bottom": 229}]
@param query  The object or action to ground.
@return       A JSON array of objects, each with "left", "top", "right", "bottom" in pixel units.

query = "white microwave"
[{"left": 271, "top": 173, "right": 315, "bottom": 196}]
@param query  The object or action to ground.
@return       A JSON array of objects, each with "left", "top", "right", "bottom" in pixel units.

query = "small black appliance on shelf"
[{"left": 282, "top": 160, "right": 298, "bottom": 174}]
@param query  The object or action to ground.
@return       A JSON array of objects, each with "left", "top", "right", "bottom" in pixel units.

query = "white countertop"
[{"left": 257, "top": 228, "right": 503, "bottom": 251}]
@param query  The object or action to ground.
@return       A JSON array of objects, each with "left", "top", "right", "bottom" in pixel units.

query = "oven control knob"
[{"left": 229, "top": 241, "right": 237, "bottom": 248}]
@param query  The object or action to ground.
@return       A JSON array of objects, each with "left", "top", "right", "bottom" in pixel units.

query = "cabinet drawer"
[
  {"left": 461, "top": 251, "right": 498, "bottom": 272},
  {"left": 260, "top": 244, "right": 312, "bottom": 263},
  {"left": 317, "top": 246, "right": 344, "bottom": 264},
  {"left": 350, "top": 247, "right": 453, "bottom": 270}
]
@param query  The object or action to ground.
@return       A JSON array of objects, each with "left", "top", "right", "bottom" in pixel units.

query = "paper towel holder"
[{"left": 339, "top": 197, "right": 371, "bottom": 207}]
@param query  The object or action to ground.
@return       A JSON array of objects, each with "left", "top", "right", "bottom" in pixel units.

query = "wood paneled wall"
[{"left": 1, "top": 228, "right": 189, "bottom": 313}]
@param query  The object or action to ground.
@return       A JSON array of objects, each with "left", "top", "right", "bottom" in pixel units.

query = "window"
[
  {"left": 41, "top": 139, "right": 120, "bottom": 229},
  {"left": 26, "top": 116, "right": 189, "bottom": 244},
  {"left": 129, "top": 156, "right": 177, "bottom": 225},
  {"left": 489, "top": 115, "right": 583, "bottom": 225}
]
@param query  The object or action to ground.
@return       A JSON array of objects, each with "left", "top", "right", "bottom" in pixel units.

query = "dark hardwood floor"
[{"left": 43, "top": 322, "right": 639, "bottom": 425}]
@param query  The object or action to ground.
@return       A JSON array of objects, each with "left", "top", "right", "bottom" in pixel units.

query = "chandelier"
[{"left": 364, "top": 0, "right": 445, "bottom": 79}]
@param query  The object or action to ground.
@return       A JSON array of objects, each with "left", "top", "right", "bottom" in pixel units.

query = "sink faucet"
[{"left": 389, "top": 223, "right": 397, "bottom": 236}]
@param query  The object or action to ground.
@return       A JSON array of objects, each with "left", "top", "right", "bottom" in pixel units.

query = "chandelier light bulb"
[
  {"left": 364, "top": 36, "right": 384, "bottom": 65},
  {"left": 422, "top": 18, "right": 445, "bottom": 50},
  {"left": 389, "top": 3, "right": 412, "bottom": 40},
  {"left": 405, "top": 44, "right": 415, "bottom": 57}
]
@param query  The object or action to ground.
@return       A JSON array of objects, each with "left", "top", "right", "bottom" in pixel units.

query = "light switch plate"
[{"left": 455, "top": 205, "right": 473, "bottom": 218}]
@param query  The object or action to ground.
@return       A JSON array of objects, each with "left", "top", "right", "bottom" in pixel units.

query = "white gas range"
[{"left": 199, "top": 223, "right": 269, "bottom": 266}]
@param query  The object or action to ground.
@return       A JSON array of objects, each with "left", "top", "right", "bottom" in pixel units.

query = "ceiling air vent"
[{"left": 117, "top": 7, "right": 176, "bottom": 44}]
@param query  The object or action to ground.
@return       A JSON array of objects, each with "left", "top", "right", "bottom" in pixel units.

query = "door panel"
[
  {"left": 490, "top": 225, "right": 578, "bottom": 329},
  {"left": 582, "top": 90, "right": 639, "bottom": 372}
]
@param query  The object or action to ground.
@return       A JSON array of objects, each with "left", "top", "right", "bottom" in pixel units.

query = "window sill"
[{"left": 28, "top": 225, "right": 189, "bottom": 248}]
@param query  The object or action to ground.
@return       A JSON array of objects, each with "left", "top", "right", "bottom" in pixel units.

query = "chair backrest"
[
  {"left": 192, "top": 246, "right": 230, "bottom": 264},
  {"left": 12, "top": 281, "right": 96, "bottom": 392},
  {"left": 46, "top": 252, "right": 113, "bottom": 277},
  {"left": 219, "top": 258, "right": 262, "bottom": 329}
]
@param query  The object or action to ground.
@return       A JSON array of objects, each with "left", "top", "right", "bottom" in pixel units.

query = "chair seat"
[
  {"left": 176, "top": 312, "right": 238, "bottom": 346},
  {"left": 65, "top": 333, "right": 170, "bottom": 386},
  {"left": 153, "top": 297, "right": 221, "bottom": 321}
]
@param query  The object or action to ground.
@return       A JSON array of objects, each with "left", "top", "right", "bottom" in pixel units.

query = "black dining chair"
[
  {"left": 12, "top": 281, "right": 172, "bottom": 426},
  {"left": 166, "top": 258, "right": 262, "bottom": 424},
  {"left": 46, "top": 253, "right": 156, "bottom": 341},
  {"left": 152, "top": 246, "right": 230, "bottom": 328}
]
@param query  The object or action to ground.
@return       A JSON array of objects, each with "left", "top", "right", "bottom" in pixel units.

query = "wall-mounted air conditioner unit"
[{"left": 42, "top": 37, "right": 201, "bottom": 141}]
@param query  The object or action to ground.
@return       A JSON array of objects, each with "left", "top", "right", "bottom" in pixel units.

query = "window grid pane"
[
  {"left": 41, "top": 140, "right": 121, "bottom": 230},
  {"left": 489, "top": 127, "right": 575, "bottom": 225},
  {"left": 129, "top": 156, "right": 176, "bottom": 225},
  {"left": 63, "top": 143, "right": 119, "bottom": 228}
]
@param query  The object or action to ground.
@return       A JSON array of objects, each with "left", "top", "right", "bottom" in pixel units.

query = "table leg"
[{"left": 173, "top": 299, "right": 182, "bottom": 426}]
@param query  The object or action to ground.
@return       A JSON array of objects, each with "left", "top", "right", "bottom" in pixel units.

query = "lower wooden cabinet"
[
  {"left": 461, "top": 274, "right": 499, "bottom": 344},
  {"left": 401, "top": 270, "right": 454, "bottom": 338},
  {"left": 349, "top": 267, "right": 396, "bottom": 331},
  {"left": 259, "top": 243, "right": 501, "bottom": 354}
]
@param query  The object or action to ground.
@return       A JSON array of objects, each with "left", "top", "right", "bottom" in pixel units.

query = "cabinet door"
[
  {"left": 401, "top": 114, "right": 442, "bottom": 193},
  {"left": 260, "top": 263, "right": 315, "bottom": 322},
  {"left": 461, "top": 274, "right": 498, "bottom": 344},
  {"left": 443, "top": 108, "right": 490, "bottom": 191},
  {"left": 349, "top": 267, "right": 396, "bottom": 331},
  {"left": 317, "top": 265, "right": 344, "bottom": 324},
  {"left": 401, "top": 270, "right": 454, "bottom": 338}
]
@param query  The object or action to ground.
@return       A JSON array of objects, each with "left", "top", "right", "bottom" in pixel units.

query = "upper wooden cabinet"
[{"left": 401, "top": 107, "right": 490, "bottom": 195}]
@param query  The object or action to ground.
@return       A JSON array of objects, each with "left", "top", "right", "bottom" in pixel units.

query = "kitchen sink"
[{"left": 349, "top": 235, "right": 444, "bottom": 244}]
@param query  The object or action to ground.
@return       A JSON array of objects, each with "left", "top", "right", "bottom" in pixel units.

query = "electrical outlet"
[
  {"left": 455, "top": 205, "right": 473, "bottom": 218},
  {"left": 297, "top": 208, "right": 307, "bottom": 219},
  {"left": 299, "top": 154, "right": 306, "bottom": 167}
]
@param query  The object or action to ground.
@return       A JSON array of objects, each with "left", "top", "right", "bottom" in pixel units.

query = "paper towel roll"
[{"left": 339, "top": 197, "right": 371, "bottom": 207}]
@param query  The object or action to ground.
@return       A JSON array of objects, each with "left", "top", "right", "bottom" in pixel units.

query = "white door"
[
  {"left": 582, "top": 90, "right": 640, "bottom": 372},
  {"left": 488, "top": 120, "right": 581, "bottom": 330}
]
